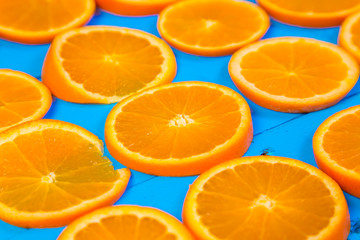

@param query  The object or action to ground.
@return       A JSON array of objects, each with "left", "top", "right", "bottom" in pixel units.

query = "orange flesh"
[
  {"left": 239, "top": 40, "right": 348, "bottom": 98},
  {"left": 196, "top": 162, "right": 335, "bottom": 239},
  {"left": 60, "top": 31, "right": 164, "bottom": 97},
  {"left": 114, "top": 86, "right": 241, "bottom": 159},
  {"left": 322, "top": 110, "right": 360, "bottom": 173},
  {"left": 351, "top": 20, "right": 360, "bottom": 49},
  {"left": 0, "top": 129, "right": 119, "bottom": 212}
]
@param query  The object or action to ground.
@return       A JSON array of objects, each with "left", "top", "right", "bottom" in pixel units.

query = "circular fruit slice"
[
  {"left": 0, "top": 119, "right": 130, "bottom": 228},
  {"left": 313, "top": 105, "right": 360, "bottom": 198},
  {"left": 105, "top": 81, "right": 253, "bottom": 176},
  {"left": 0, "top": 69, "right": 52, "bottom": 132},
  {"left": 58, "top": 205, "right": 194, "bottom": 240},
  {"left": 42, "top": 26, "right": 176, "bottom": 104},
  {"left": 229, "top": 37, "right": 359, "bottom": 113},
  {"left": 157, "top": 0, "right": 269, "bottom": 56},
  {"left": 0, "top": 0, "right": 95, "bottom": 44},
  {"left": 96, "top": 0, "right": 181, "bottom": 16},
  {"left": 257, "top": 0, "right": 360, "bottom": 27},
  {"left": 340, "top": 12, "right": 360, "bottom": 63},
  {"left": 183, "top": 156, "right": 350, "bottom": 240}
]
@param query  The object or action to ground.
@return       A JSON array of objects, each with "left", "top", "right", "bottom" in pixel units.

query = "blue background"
[{"left": 0, "top": 0, "right": 360, "bottom": 239}]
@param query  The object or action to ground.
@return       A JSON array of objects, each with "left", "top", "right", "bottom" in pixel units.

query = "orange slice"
[
  {"left": 96, "top": 0, "right": 181, "bottom": 16},
  {"left": 339, "top": 11, "right": 360, "bottom": 63},
  {"left": 257, "top": 0, "right": 360, "bottom": 27},
  {"left": 105, "top": 81, "right": 253, "bottom": 176},
  {"left": 0, "top": 0, "right": 95, "bottom": 44},
  {"left": 0, "top": 119, "right": 130, "bottom": 228},
  {"left": 183, "top": 156, "right": 350, "bottom": 240},
  {"left": 42, "top": 26, "right": 176, "bottom": 104},
  {"left": 313, "top": 105, "right": 360, "bottom": 198},
  {"left": 0, "top": 69, "right": 52, "bottom": 133},
  {"left": 157, "top": 0, "right": 270, "bottom": 56},
  {"left": 229, "top": 37, "right": 360, "bottom": 113},
  {"left": 58, "top": 205, "right": 195, "bottom": 240}
]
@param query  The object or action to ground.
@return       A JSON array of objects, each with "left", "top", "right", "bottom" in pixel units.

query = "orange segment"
[
  {"left": 229, "top": 37, "right": 359, "bottom": 113},
  {"left": 0, "top": 0, "right": 95, "bottom": 44},
  {"left": 157, "top": 0, "right": 269, "bottom": 56},
  {"left": 58, "top": 205, "right": 194, "bottom": 240},
  {"left": 257, "top": 0, "right": 360, "bottom": 27},
  {"left": 105, "top": 82, "right": 253, "bottom": 176},
  {"left": 96, "top": 0, "right": 181, "bottom": 16},
  {"left": 0, "top": 69, "right": 52, "bottom": 132},
  {"left": 0, "top": 119, "right": 130, "bottom": 228},
  {"left": 42, "top": 26, "right": 176, "bottom": 104},
  {"left": 183, "top": 156, "right": 350, "bottom": 240},
  {"left": 340, "top": 11, "right": 360, "bottom": 63},
  {"left": 313, "top": 105, "right": 360, "bottom": 198}
]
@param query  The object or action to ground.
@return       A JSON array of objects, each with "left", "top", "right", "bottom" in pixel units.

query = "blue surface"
[{"left": 1, "top": 1, "right": 360, "bottom": 239}]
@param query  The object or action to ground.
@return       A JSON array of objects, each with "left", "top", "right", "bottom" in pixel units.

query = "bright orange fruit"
[
  {"left": 105, "top": 82, "right": 253, "bottom": 176},
  {"left": 0, "top": 0, "right": 95, "bottom": 44},
  {"left": 0, "top": 69, "right": 52, "bottom": 132},
  {"left": 257, "top": 0, "right": 360, "bottom": 27},
  {"left": 339, "top": 11, "right": 360, "bottom": 63},
  {"left": 42, "top": 26, "right": 176, "bottom": 104},
  {"left": 58, "top": 205, "right": 195, "bottom": 240},
  {"left": 0, "top": 119, "right": 130, "bottom": 228},
  {"left": 158, "top": 0, "right": 270, "bottom": 56},
  {"left": 229, "top": 37, "right": 359, "bottom": 113},
  {"left": 313, "top": 105, "right": 360, "bottom": 198},
  {"left": 183, "top": 156, "right": 350, "bottom": 240}
]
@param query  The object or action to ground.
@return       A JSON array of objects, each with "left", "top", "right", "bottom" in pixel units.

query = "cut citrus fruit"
[
  {"left": 0, "top": 0, "right": 95, "bottom": 44},
  {"left": 183, "top": 156, "right": 350, "bottom": 240},
  {"left": 229, "top": 37, "right": 360, "bottom": 113},
  {"left": 58, "top": 205, "right": 195, "bottom": 240},
  {"left": 313, "top": 105, "right": 360, "bottom": 198},
  {"left": 158, "top": 0, "right": 270, "bottom": 56},
  {"left": 0, "top": 69, "right": 52, "bottom": 133},
  {"left": 340, "top": 11, "right": 360, "bottom": 63},
  {"left": 96, "top": 0, "right": 181, "bottom": 16},
  {"left": 257, "top": 0, "right": 360, "bottom": 27},
  {"left": 105, "top": 81, "right": 253, "bottom": 176},
  {"left": 0, "top": 119, "right": 130, "bottom": 228},
  {"left": 42, "top": 26, "right": 176, "bottom": 104}
]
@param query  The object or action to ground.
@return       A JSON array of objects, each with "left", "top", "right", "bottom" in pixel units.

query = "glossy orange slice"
[
  {"left": 183, "top": 156, "right": 350, "bottom": 240},
  {"left": 105, "top": 82, "right": 253, "bottom": 176},
  {"left": 340, "top": 11, "right": 360, "bottom": 63},
  {"left": 0, "top": 119, "right": 130, "bottom": 228}
]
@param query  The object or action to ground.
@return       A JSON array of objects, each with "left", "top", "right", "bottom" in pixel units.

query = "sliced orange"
[
  {"left": 105, "top": 81, "right": 253, "bottom": 176},
  {"left": 96, "top": 0, "right": 181, "bottom": 16},
  {"left": 0, "top": 69, "right": 52, "bottom": 133},
  {"left": 183, "top": 156, "right": 350, "bottom": 240},
  {"left": 257, "top": 0, "right": 360, "bottom": 27},
  {"left": 0, "top": 119, "right": 130, "bottom": 228},
  {"left": 0, "top": 0, "right": 95, "bottom": 44},
  {"left": 340, "top": 11, "right": 360, "bottom": 63},
  {"left": 58, "top": 205, "right": 195, "bottom": 240},
  {"left": 229, "top": 37, "right": 360, "bottom": 113},
  {"left": 42, "top": 26, "right": 176, "bottom": 104},
  {"left": 158, "top": 0, "right": 270, "bottom": 56},
  {"left": 313, "top": 105, "right": 360, "bottom": 198}
]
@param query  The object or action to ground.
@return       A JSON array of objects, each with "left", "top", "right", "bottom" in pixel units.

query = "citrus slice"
[
  {"left": 313, "top": 105, "right": 360, "bottom": 198},
  {"left": 157, "top": 0, "right": 270, "bottom": 56},
  {"left": 257, "top": 0, "right": 360, "bottom": 27},
  {"left": 96, "top": 0, "right": 181, "bottom": 16},
  {"left": 340, "top": 11, "right": 360, "bottom": 63},
  {"left": 42, "top": 26, "right": 176, "bottom": 104},
  {"left": 183, "top": 156, "right": 350, "bottom": 240},
  {"left": 0, "top": 0, "right": 95, "bottom": 44},
  {"left": 105, "top": 81, "right": 253, "bottom": 176},
  {"left": 0, "top": 69, "right": 52, "bottom": 133},
  {"left": 229, "top": 37, "right": 360, "bottom": 113},
  {"left": 58, "top": 205, "right": 195, "bottom": 240},
  {"left": 0, "top": 119, "right": 130, "bottom": 228}
]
